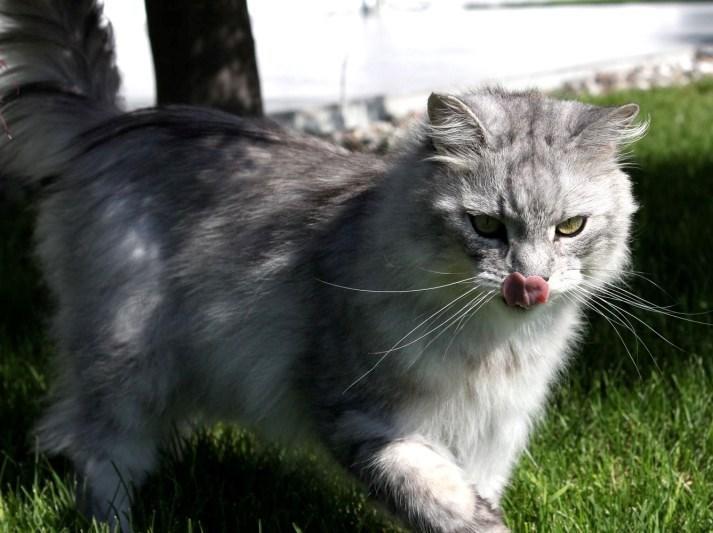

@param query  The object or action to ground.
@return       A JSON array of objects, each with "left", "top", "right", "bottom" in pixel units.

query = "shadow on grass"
[{"left": 133, "top": 431, "right": 399, "bottom": 532}]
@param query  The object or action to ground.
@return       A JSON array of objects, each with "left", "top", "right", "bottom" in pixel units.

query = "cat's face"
[{"left": 420, "top": 90, "right": 645, "bottom": 313}]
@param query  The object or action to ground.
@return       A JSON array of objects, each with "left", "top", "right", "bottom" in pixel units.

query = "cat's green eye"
[
  {"left": 471, "top": 214, "right": 506, "bottom": 240},
  {"left": 556, "top": 216, "right": 587, "bottom": 237}
]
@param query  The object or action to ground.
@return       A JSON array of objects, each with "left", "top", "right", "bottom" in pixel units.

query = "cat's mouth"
[{"left": 501, "top": 272, "right": 549, "bottom": 310}]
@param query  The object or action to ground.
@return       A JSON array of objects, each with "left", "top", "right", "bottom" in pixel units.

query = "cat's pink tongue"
[{"left": 501, "top": 272, "right": 549, "bottom": 309}]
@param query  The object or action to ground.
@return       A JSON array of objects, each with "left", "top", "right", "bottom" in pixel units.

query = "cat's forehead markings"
[{"left": 495, "top": 153, "right": 562, "bottom": 222}]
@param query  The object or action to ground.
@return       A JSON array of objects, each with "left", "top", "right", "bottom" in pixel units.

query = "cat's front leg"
[{"left": 351, "top": 435, "right": 508, "bottom": 533}]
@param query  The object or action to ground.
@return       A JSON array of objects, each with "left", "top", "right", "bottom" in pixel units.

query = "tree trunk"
[{"left": 144, "top": 0, "right": 263, "bottom": 116}]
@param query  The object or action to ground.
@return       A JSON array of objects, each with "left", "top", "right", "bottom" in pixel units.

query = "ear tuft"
[
  {"left": 609, "top": 103, "right": 648, "bottom": 146},
  {"left": 573, "top": 102, "right": 648, "bottom": 150},
  {"left": 426, "top": 93, "right": 488, "bottom": 161}
]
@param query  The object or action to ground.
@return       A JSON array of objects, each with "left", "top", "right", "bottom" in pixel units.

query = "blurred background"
[{"left": 104, "top": 0, "right": 713, "bottom": 115}]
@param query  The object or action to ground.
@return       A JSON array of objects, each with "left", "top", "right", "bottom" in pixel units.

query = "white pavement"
[{"left": 104, "top": 1, "right": 713, "bottom": 113}]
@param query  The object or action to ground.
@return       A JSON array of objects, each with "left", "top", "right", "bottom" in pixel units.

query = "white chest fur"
[{"left": 393, "top": 301, "right": 582, "bottom": 502}]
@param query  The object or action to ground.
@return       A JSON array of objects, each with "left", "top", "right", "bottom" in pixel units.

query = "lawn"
[{"left": 1, "top": 81, "right": 712, "bottom": 532}]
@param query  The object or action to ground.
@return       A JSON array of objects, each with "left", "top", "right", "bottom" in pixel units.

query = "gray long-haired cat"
[{"left": 0, "top": 1, "right": 647, "bottom": 532}]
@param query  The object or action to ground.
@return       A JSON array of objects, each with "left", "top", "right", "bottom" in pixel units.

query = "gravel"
[{"left": 306, "top": 46, "right": 713, "bottom": 153}]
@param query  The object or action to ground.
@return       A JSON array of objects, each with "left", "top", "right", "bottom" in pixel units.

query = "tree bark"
[{"left": 144, "top": 0, "right": 263, "bottom": 116}]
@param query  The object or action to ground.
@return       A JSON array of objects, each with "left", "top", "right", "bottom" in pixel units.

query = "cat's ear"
[
  {"left": 427, "top": 93, "right": 489, "bottom": 160},
  {"left": 572, "top": 103, "right": 648, "bottom": 151}
]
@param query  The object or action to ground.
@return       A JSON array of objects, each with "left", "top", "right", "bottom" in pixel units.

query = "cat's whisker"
[
  {"left": 344, "top": 287, "right": 487, "bottom": 393},
  {"left": 581, "top": 281, "right": 679, "bottom": 315},
  {"left": 588, "top": 295, "right": 667, "bottom": 374},
  {"left": 568, "top": 289, "right": 642, "bottom": 378},
  {"left": 412, "top": 286, "right": 483, "bottom": 329},
  {"left": 597, "top": 299, "right": 665, "bottom": 374},
  {"left": 572, "top": 268, "right": 670, "bottom": 294},
  {"left": 371, "top": 285, "right": 482, "bottom": 357},
  {"left": 376, "top": 290, "right": 489, "bottom": 356},
  {"left": 580, "top": 274, "right": 675, "bottom": 308},
  {"left": 588, "top": 291, "right": 683, "bottom": 351},
  {"left": 586, "top": 271, "right": 708, "bottom": 316},
  {"left": 581, "top": 276, "right": 661, "bottom": 302},
  {"left": 581, "top": 280, "right": 711, "bottom": 324},
  {"left": 316, "top": 276, "right": 478, "bottom": 294},
  {"left": 577, "top": 287, "right": 664, "bottom": 371},
  {"left": 569, "top": 289, "right": 629, "bottom": 330},
  {"left": 402, "top": 294, "right": 490, "bottom": 372},
  {"left": 440, "top": 291, "right": 498, "bottom": 362},
  {"left": 583, "top": 280, "right": 675, "bottom": 315},
  {"left": 454, "top": 292, "right": 497, "bottom": 336},
  {"left": 582, "top": 289, "right": 679, "bottom": 349},
  {"left": 414, "top": 266, "right": 470, "bottom": 276},
  {"left": 415, "top": 292, "right": 495, "bottom": 363}
]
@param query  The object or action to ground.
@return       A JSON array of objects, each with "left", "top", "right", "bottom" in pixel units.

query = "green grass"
[{"left": 1, "top": 81, "right": 712, "bottom": 532}]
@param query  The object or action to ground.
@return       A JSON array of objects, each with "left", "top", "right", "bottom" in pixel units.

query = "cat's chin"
[
  {"left": 497, "top": 298, "right": 547, "bottom": 314},
  {"left": 493, "top": 295, "right": 567, "bottom": 324}
]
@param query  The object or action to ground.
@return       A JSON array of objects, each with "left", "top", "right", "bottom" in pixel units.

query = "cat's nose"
[{"left": 501, "top": 272, "right": 549, "bottom": 309}]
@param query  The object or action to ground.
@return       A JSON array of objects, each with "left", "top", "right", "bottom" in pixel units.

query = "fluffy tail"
[{"left": 0, "top": 0, "right": 121, "bottom": 184}]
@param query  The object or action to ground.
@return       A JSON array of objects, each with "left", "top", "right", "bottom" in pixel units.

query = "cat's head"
[{"left": 412, "top": 89, "right": 647, "bottom": 314}]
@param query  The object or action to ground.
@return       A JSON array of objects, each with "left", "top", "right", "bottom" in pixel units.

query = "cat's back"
[
  {"left": 38, "top": 106, "right": 386, "bottom": 282},
  {"left": 57, "top": 104, "right": 384, "bottom": 216},
  {"left": 34, "top": 105, "right": 389, "bottom": 435},
  {"left": 36, "top": 106, "right": 385, "bottom": 355}
]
